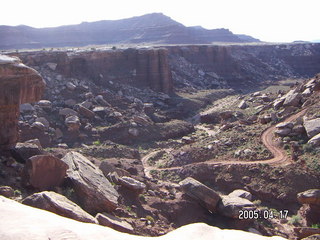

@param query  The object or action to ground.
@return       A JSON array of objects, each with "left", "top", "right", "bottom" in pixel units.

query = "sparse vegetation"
[
  {"left": 13, "top": 189, "right": 21, "bottom": 196},
  {"left": 289, "top": 215, "right": 302, "bottom": 225},
  {"left": 93, "top": 140, "right": 101, "bottom": 146},
  {"left": 252, "top": 200, "right": 262, "bottom": 206},
  {"left": 312, "top": 223, "right": 320, "bottom": 229},
  {"left": 146, "top": 215, "right": 155, "bottom": 224}
]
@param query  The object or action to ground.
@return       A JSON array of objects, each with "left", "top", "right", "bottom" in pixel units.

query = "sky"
[{"left": 1, "top": 0, "right": 319, "bottom": 42}]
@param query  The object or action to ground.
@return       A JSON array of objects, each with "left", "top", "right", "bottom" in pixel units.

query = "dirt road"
[{"left": 141, "top": 109, "right": 307, "bottom": 176}]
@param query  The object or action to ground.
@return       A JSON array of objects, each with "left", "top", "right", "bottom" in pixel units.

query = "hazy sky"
[{"left": 1, "top": 0, "right": 319, "bottom": 42}]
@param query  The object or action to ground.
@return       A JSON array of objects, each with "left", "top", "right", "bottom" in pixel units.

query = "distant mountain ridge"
[{"left": 0, "top": 13, "right": 260, "bottom": 49}]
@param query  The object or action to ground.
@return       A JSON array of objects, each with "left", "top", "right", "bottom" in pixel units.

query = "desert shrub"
[
  {"left": 311, "top": 223, "right": 320, "bottom": 228},
  {"left": 289, "top": 215, "right": 301, "bottom": 225},
  {"left": 146, "top": 215, "right": 155, "bottom": 224},
  {"left": 302, "top": 144, "right": 314, "bottom": 153}
]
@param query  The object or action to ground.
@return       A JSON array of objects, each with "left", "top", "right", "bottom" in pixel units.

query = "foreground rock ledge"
[
  {"left": 0, "top": 55, "right": 45, "bottom": 149},
  {"left": 0, "top": 196, "right": 286, "bottom": 240}
]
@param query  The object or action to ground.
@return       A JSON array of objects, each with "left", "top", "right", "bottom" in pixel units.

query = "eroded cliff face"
[
  {"left": 17, "top": 48, "right": 173, "bottom": 94},
  {"left": 0, "top": 55, "right": 45, "bottom": 149},
  {"left": 13, "top": 43, "right": 320, "bottom": 94},
  {"left": 168, "top": 43, "right": 320, "bottom": 90}
]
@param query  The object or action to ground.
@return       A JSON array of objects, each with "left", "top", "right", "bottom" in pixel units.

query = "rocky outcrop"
[
  {"left": 22, "top": 191, "right": 97, "bottom": 223},
  {"left": 0, "top": 55, "right": 45, "bottom": 149},
  {"left": 0, "top": 196, "right": 286, "bottom": 240},
  {"left": 297, "top": 189, "right": 320, "bottom": 226},
  {"left": 61, "top": 151, "right": 119, "bottom": 213},
  {"left": 179, "top": 177, "right": 221, "bottom": 212}
]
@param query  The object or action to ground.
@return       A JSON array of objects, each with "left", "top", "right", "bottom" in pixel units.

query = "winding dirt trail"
[{"left": 141, "top": 109, "right": 307, "bottom": 176}]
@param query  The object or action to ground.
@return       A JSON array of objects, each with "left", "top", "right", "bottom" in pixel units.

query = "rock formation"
[
  {"left": 22, "top": 191, "right": 97, "bottom": 223},
  {"left": 61, "top": 151, "right": 119, "bottom": 213},
  {"left": 168, "top": 43, "right": 320, "bottom": 89},
  {"left": 0, "top": 196, "right": 286, "bottom": 240},
  {"left": 0, "top": 55, "right": 45, "bottom": 149},
  {"left": 17, "top": 48, "right": 173, "bottom": 94},
  {"left": 179, "top": 177, "right": 221, "bottom": 212}
]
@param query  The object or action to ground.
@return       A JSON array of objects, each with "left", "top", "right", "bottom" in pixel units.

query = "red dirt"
[{"left": 142, "top": 109, "right": 308, "bottom": 176}]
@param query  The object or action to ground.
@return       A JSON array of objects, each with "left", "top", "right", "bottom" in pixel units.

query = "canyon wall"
[
  {"left": 168, "top": 43, "right": 320, "bottom": 90},
  {"left": 14, "top": 43, "right": 320, "bottom": 94},
  {"left": 17, "top": 48, "right": 173, "bottom": 94},
  {"left": 0, "top": 55, "right": 45, "bottom": 149}
]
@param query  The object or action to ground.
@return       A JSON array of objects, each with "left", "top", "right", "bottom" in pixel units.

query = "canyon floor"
[{"left": 0, "top": 45, "right": 320, "bottom": 240}]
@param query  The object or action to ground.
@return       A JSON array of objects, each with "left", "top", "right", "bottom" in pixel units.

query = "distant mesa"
[{"left": 0, "top": 13, "right": 260, "bottom": 50}]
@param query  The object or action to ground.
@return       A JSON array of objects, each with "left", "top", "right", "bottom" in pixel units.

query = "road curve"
[{"left": 141, "top": 109, "right": 307, "bottom": 176}]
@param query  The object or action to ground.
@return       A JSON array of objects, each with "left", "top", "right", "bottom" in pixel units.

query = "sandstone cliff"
[
  {"left": 15, "top": 43, "right": 320, "bottom": 95},
  {"left": 0, "top": 55, "right": 45, "bottom": 149},
  {"left": 17, "top": 48, "right": 173, "bottom": 94}
]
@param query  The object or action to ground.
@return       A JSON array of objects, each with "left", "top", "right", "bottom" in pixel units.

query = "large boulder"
[
  {"left": 95, "top": 213, "right": 133, "bottom": 233},
  {"left": 0, "top": 55, "right": 45, "bottom": 149},
  {"left": 297, "top": 189, "right": 320, "bottom": 206},
  {"left": 218, "top": 195, "right": 256, "bottom": 218},
  {"left": 0, "top": 186, "right": 14, "bottom": 198},
  {"left": 118, "top": 176, "right": 146, "bottom": 193},
  {"left": 0, "top": 196, "right": 286, "bottom": 240},
  {"left": 275, "top": 128, "right": 292, "bottom": 137},
  {"left": 10, "top": 142, "right": 42, "bottom": 163},
  {"left": 238, "top": 100, "right": 248, "bottom": 109},
  {"left": 228, "top": 189, "right": 252, "bottom": 201},
  {"left": 23, "top": 155, "right": 68, "bottom": 190},
  {"left": 65, "top": 115, "right": 81, "bottom": 132},
  {"left": 273, "top": 98, "right": 285, "bottom": 110},
  {"left": 283, "top": 90, "right": 302, "bottom": 107},
  {"left": 22, "top": 191, "right": 97, "bottom": 223},
  {"left": 200, "top": 110, "right": 219, "bottom": 124},
  {"left": 308, "top": 133, "right": 320, "bottom": 146},
  {"left": 61, "top": 151, "right": 119, "bottom": 213},
  {"left": 179, "top": 177, "right": 221, "bottom": 212},
  {"left": 78, "top": 105, "right": 95, "bottom": 119},
  {"left": 303, "top": 118, "right": 320, "bottom": 138}
]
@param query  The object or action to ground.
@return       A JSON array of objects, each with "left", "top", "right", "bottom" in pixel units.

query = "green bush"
[
  {"left": 311, "top": 223, "right": 320, "bottom": 229},
  {"left": 146, "top": 215, "right": 155, "bottom": 224}
]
